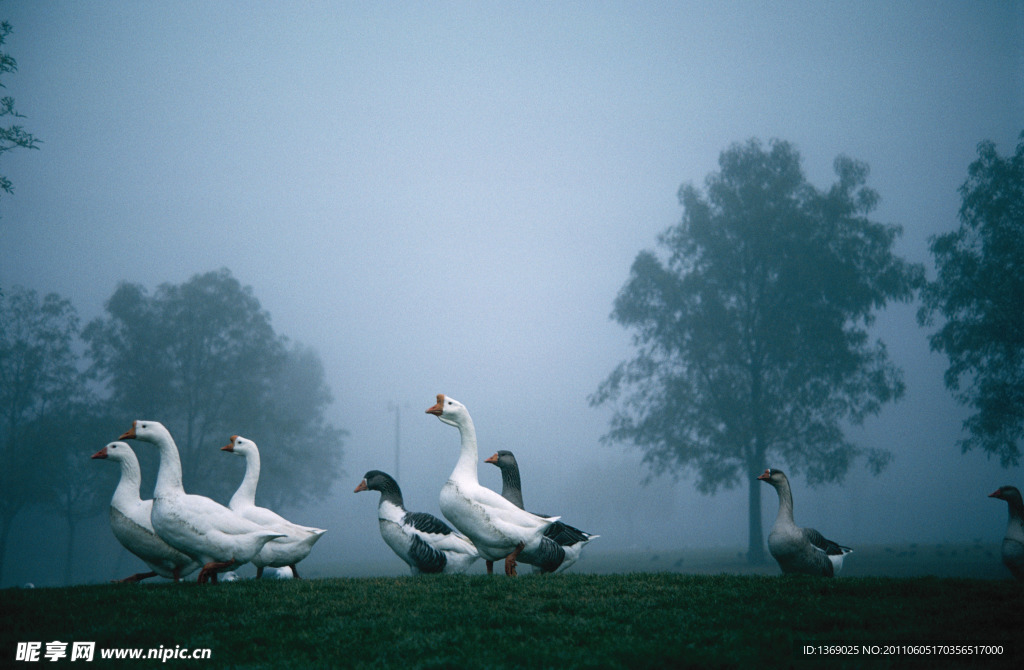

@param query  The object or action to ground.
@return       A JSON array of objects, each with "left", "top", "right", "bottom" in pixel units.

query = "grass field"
[{"left": 4, "top": 550, "right": 1022, "bottom": 669}]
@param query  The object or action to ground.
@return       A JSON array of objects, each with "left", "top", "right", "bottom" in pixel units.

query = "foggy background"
[{"left": 1, "top": 1, "right": 1022, "bottom": 585}]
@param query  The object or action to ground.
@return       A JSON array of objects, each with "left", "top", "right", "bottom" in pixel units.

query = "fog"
[{"left": 1, "top": 1, "right": 1023, "bottom": 585}]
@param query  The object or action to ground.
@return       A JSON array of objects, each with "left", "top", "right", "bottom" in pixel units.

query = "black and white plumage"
[
  {"left": 355, "top": 470, "right": 479, "bottom": 575},
  {"left": 484, "top": 450, "right": 597, "bottom": 573},
  {"left": 988, "top": 485, "right": 1024, "bottom": 580},
  {"left": 757, "top": 468, "right": 852, "bottom": 577}
]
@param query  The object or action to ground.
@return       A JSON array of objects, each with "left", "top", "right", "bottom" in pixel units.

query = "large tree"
[
  {"left": 0, "top": 287, "right": 83, "bottom": 584},
  {"left": 83, "top": 268, "right": 345, "bottom": 506},
  {"left": 918, "top": 132, "right": 1024, "bottom": 467},
  {"left": 592, "top": 139, "right": 924, "bottom": 563}
]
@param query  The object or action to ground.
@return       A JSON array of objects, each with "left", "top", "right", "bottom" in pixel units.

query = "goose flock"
[{"left": 91, "top": 395, "right": 1023, "bottom": 583}]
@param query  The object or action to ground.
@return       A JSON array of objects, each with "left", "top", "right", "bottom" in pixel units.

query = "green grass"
[{"left": 3, "top": 573, "right": 1022, "bottom": 669}]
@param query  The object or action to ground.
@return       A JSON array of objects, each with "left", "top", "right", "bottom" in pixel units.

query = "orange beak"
[
  {"left": 426, "top": 393, "right": 445, "bottom": 416},
  {"left": 354, "top": 480, "right": 368, "bottom": 493},
  {"left": 90, "top": 447, "right": 108, "bottom": 459},
  {"left": 484, "top": 453, "right": 499, "bottom": 464},
  {"left": 119, "top": 422, "right": 137, "bottom": 440},
  {"left": 756, "top": 470, "right": 770, "bottom": 481}
]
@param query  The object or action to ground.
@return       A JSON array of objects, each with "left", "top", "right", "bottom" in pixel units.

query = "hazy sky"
[{"left": 2, "top": 1, "right": 1023, "bottom": 578}]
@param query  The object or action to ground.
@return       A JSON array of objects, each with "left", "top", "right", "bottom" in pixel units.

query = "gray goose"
[
  {"left": 355, "top": 470, "right": 479, "bottom": 574},
  {"left": 988, "top": 485, "right": 1024, "bottom": 579},
  {"left": 758, "top": 468, "right": 851, "bottom": 577},
  {"left": 484, "top": 449, "right": 597, "bottom": 573}
]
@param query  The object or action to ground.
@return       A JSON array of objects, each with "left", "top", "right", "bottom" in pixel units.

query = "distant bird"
[
  {"left": 221, "top": 435, "right": 327, "bottom": 578},
  {"left": 484, "top": 450, "right": 597, "bottom": 573},
  {"left": 120, "top": 420, "right": 284, "bottom": 584},
  {"left": 426, "top": 394, "right": 558, "bottom": 576},
  {"left": 355, "top": 470, "right": 479, "bottom": 574},
  {"left": 91, "top": 441, "right": 200, "bottom": 583},
  {"left": 988, "top": 485, "right": 1024, "bottom": 579},
  {"left": 757, "top": 468, "right": 852, "bottom": 577}
]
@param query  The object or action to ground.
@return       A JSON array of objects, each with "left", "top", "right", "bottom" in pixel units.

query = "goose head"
[
  {"left": 757, "top": 468, "right": 787, "bottom": 486},
  {"left": 221, "top": 435, "right": 257, "bottom": 457},
  {"left": 989, "top": 486, "right": 1024, "bottom": 506},
  {"left": 119, "top": 420, "right": 171, "bottom": 444},
  {"left": 425, "top": 394, "right": 469, "bottom": 429},
  {"left": 484, "top": 450, "right": 517, "bottom": 468},
  {"left": 354, "top": 470, "right": 399, "bottom": 494},
  {"left": 91, "top": 441, "right": 135, "bottom": 463}
]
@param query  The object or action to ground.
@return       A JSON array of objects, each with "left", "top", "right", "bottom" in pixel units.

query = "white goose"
[
  {"left": 988, "top": 485, "right": 1024, "bottom": 580},
  {"left": 221, "top": 435, "right": 327, "bottom": 579},
  {"left": 91, "top": 441, "right": 200, "bottom": 583},
  {"left": 120, "top": 421, "right": 284, "bottom": 584},
  {"left": 485, "top": 450, "right": 598, "bottom": 573},
  {"left": 758, "top": 468, "right": 852, "bottom": 577},
  {"left": 355, "top": 470, "right": 479, "bottom": 574},
  {"left": 426, "top": 394, "right": 558, "bottom": 576}
]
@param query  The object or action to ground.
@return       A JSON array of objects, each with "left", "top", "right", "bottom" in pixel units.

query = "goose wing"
[{"left": 803, "top": 527, "right": 851, "bottom": 556}]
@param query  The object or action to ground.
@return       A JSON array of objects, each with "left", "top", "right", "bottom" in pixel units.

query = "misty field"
[{"left": 4, "top": 559, "right": 1022, "bottom": 669}]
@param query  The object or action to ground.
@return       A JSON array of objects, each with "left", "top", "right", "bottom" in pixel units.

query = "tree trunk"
[{"left": 63, "top": 513, "right": 77, "bottom": 586}]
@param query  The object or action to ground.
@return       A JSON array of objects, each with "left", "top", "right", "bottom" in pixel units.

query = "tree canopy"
[
  {"left": 0, "top": 19, "right": 40, "bottom": 205},
  {"left": 83, "top": 268, "right": 345, "bottom": 508},
  {"left": 919, "top": 132, "right": 1024, "bottom": 467},
  {"left": 592, "top": 138, "right": 924, "bottom": 562}
]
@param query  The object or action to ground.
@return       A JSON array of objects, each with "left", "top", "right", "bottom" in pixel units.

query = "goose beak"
[
  {"left": 989, "top": 490, "right": 1002, "bottom": 499},
  {"left": 484, "top": 453, "right": 499, "bottom": 464},
  {"left": 354, "top": 480, "right": 368, "bottom": 493},
  {"left": 426, "top": 394, "right": 445, "bottom": 416},
  {"left": 119, "top": 422, "right": 137, "bottom": 440},
  {"left": 221, "top": 443, "right": 234, "bottom": 452},
  {"left": 756, "top": 470, "right": 770, "bottom": 481},
  {"left": 90, "top": 447, "right": 108, "bottom": 459}
]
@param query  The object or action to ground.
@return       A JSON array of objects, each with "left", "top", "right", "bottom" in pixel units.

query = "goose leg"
[
  {"left": 289, "top": 564, "right": 301, "bottom": 579},
  {"left": 504, "top": 542, "right": 525, "bottom": 577},
  {"left": 256, "top": 566, "right": 264, "bottom": 579},
  {"left": 113, "top": 571, "right": 157, "bottom": 584},
  {"left": 198, "top": 560, "right": 235, "bottom": 584},
  {"left": 486, "top": 560, "right": 494, "bottom": 575}
]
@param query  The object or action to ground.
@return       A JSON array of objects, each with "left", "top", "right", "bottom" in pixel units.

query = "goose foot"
[
  {"left": 504, "top": 543, "right": 525, "bottom": 577},
  {"left": 198, "top": 560, "right": 235, "bottom": 584},
  {"left": 112, "top": 571, "right": 157, "bottom": 584}
]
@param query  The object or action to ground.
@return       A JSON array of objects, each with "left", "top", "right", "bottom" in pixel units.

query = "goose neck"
[
  {"left": 499, "top": 465, "right": 525, "bottom": 509},
  {"left": 376, "top": 478, "right": 405, "bottom": 509},
  {"left": 450, "top": 416, "right": 480, "bottom": 485},
  {"left": 152, "top": 433, "right": 184, "bottom": 497},
  {"left": 111, "top": 454, "right": 144, "bottom": 509},
  {"left": 773, "top": 478, "right": 795, "bottom": 523},
  {"left": 229, "top": 449, "right": 261, "bottom": 508}
]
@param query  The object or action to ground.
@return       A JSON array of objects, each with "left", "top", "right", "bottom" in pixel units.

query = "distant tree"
[
  {"left": 36, "top": 401, "right": 114, "bottom": 585},
  {"left": 591, "top": 139, "right": 924, "bottom": 563},
  {"left": 918, "top": 132, "right": 1024, "bottom": 467},
  {"left": 0, "top": 19, "right": 41, "bottom": 207},
  {"left": 0, "top": 287, "right": 82, "bottom": 584},
  {"left": 83, "top": 269, "right": 345, "bottom": 506}
]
